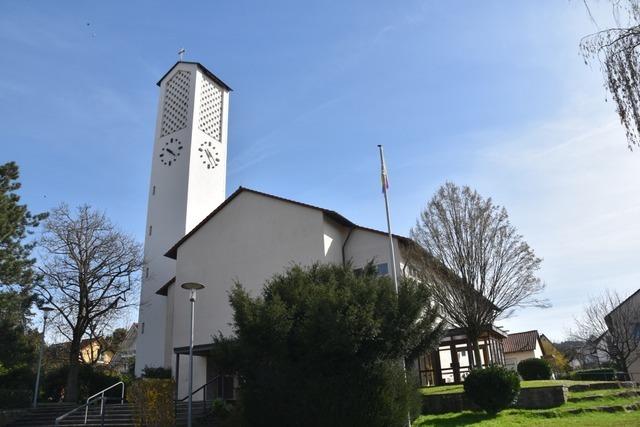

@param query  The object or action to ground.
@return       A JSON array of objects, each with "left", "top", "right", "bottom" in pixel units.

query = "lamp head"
[
  {"left": 41, "top": 306, "right": 54, "bottom": 319},
  {"left": 181, "top": 282, "right": 205, "bottom": 291}
]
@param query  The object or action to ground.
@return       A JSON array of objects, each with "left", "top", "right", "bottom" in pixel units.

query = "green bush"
[
  {"left": 217, "top": 263, "right": 443, "bottom": 427},
  {"left": 517, "top": 358, "right": 552, "bottom": 380},
  {"left": 571, "top": 368, "right": 617, "bottom": 381},
  {"left": 43, "top": 365, "right": 123, "bottom": 402},
  {"left": 0, "top": 364, "right": 34, "bottom": 408},
  {"left": 464, "top": 366, "right": 521, "bottom": 415},
  {"left": 0, "top": 389, "right": 31, "bottom": 409},
  {"left": 127, "top": 379, "right": 175, "bottom": 427},
  {"left": 141, "top": 366, "right": 172, "bottom": 379}
]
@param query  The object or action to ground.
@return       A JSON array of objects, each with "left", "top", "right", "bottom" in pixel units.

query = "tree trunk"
[{"left": 65, "top": 337, "right": 82, "bottom": 402}]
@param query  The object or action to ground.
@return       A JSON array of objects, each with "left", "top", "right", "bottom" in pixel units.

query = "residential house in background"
[
  {"left": 46, "top": 338, "right": 114, "bottom": 368},
  {"left": 503, "top": 330, "right": 545, "bottom": 371},
  {"left": 605, "top": 289, "right": 640, "bottom": 381},
  {"left": 110, "top": 323, "right": 138, "bottom": 374},
  {"left": 539, "top": 333, "right": 569, "bottom": 372}
]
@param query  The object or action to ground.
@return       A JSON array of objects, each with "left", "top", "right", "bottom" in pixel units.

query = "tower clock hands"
[{"left": 205, "top": 149, "right": 214, "bottom": 164}]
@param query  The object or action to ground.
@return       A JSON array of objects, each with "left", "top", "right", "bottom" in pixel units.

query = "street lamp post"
[
  {"left": 33, "top": 306, "right": 54, "bottom": 408},
  {"left": 181, "top": 282, "right": 205, "bottom": 427}
]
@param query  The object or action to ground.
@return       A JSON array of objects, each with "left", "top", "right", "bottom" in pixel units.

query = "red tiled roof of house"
[{"left": 503, "top": 330, "right": 541, "bottom": 353}]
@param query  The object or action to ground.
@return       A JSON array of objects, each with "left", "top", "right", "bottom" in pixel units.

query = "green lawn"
[
  {"left": 413, "top": 410, "right": 640, "bottom": 426},
  {"left": 419, "top": 380, "right": 619, "bottom": 396},
  {"left": 416, "top": 380, "right": 640, "bottom": 426}
]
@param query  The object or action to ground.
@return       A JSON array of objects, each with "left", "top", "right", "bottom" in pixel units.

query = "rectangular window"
[
  {"left": 149, "top": 225, "right": 152, "bottom": 236},
  {"left": 145, "top": 267, "right": 149, "bottom": 278},
  {"left": 376, "top": 263, "right": 389, "bottom": 276},
  {"left": 152, "top": 185, "right": 156, "bottom": 195}
]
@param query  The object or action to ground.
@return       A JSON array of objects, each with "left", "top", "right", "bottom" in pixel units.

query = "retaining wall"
[{"left": 422, "top": 385, "right": 568, "bottom": 415}]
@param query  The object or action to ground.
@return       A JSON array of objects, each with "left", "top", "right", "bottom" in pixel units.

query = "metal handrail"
[
  {"left": 178, "top": 375, "right": 221, "bottom": 401},
  {"left": 84, "top": 381, "right": 125, "bottom": 424},
  {"left": 55, "top": 396, "right": 106, "bottom": 426}
]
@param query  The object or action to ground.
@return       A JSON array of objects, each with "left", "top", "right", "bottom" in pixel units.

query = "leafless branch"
[
  {"left": 34, "top": 204, "right": 143, "bottom": 401},
  {"left": 405, "top": 183, "right": 547, "bottom": 367}
]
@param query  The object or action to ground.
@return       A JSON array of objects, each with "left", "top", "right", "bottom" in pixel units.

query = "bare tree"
[
  {"left": 36, "top": 205, "right": 142, "bottom": 402},
  {"left": 581, "top": 0, "right": 640, "bottom": 150},
  {"left": 571, "top": 289, "right": 640, "bottom": 375},
  {"left": 406, "top": 183, "right": 548, "bottom": 367}
]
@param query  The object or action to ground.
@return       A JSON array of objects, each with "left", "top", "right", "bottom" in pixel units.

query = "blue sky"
[{"left": 2, "top": 1, "right": 638, "bottom": 341}]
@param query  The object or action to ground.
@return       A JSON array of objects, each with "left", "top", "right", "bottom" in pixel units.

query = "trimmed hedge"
[
  {"left": 0, "top": 389, "right": 31, "bottom": 409},
  {"left": 127, "top": 379, "right": 175, "bottom": 427},
  {"left": 517, "top": 358, "right": 552, "bottom": 380},
  {"left": 571, "top": 368, "right": 617, "bottom": 381},
  {"left": 464, "top": 366, "right": 521, "bottom": 415},
  {"left": 141, "top": 366, "right": 172, "bottom": 379}
]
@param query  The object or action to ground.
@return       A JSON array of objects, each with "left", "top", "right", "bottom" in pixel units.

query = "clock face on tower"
[
  {"left": 159, "top": 137, "right": 183, "bottom": 166},
  {"left": 198, "top": 140, "right": 221, "bottom": 170}
]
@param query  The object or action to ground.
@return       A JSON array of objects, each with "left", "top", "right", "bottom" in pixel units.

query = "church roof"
[
  {"left": 157, "top": 61, "right": 233, "bottom": 92},
  {"left": 164, "top": 186, "right": 411, "bottom": 260}
]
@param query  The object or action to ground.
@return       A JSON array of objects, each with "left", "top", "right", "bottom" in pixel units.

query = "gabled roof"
[
  {"left": 604, "top": 288, "right": 640, "bottom": 323},
  {"left": 157, "top": 61, "right": 233, "bottom": 92},
  {"left": 503, "top": 330, "right": 543, "bottom": 354},
  {"left": 164, "top": 186, "right": 411, "bottom": 260}
]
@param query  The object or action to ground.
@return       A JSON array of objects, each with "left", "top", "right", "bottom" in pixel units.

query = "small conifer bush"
[
  {"left": 517, "top": 358, "right": 552, "bottom": 380},
  {"left": 464, "top": 366, "right": 521, "bottom": 415}
]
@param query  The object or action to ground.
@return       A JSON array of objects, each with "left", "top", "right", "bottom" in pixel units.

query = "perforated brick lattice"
[
  {"left": 160, "top": 71, "right": 191, "bottom": 137},
  {"left": 198, "top": 78, "right": 223, "bottom": 141}
]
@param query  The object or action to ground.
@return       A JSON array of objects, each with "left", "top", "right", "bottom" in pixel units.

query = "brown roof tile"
[{"left": 503, "top": 330, "right": 541, "bottom": 353}]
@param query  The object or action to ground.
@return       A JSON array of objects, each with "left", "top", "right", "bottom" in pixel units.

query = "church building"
[{"left": 135, "top": 61, "right": 506, "bottom": 398}]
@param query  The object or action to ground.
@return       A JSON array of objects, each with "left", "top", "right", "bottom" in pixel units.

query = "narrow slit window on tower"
[
  {"left": 149, "top": 225, "right": 153, "bottom": 236},
  {"left": 152, "top": 185, "right": 156, "bottom": 195},
  {"left": 145, "top": 267, "right": 149, "bottom": 278}
]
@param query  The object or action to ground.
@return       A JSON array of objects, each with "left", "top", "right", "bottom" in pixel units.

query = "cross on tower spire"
[{"left": 178, "top": 48, "right": 186, "bottom": 61}]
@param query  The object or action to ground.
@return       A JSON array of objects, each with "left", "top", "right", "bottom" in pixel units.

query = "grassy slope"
[
  {"left": 416, "top": 381, "right": 639, "bottom": 426},
  {"left": 413, "top": 410, "right": 640, "bottom": 426},
  {"left": 419, "top": 380, "right": 619, "bottom": 396}
]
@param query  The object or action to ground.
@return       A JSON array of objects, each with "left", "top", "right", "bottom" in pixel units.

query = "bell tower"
[{"left": 135, "top": 61, "right": 231, "bottom": 375}]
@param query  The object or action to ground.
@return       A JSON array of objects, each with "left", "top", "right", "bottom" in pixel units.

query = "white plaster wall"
[
  {"left": 136, "top": 63, "right": 230, "bottom": 375},
  {"left": 344, "top": 229, "right": 404, "bottom": 276},
  {"left": 185, "top": 71, "right": 229, "bottom": 231},
  {"left": 171, "top": 192, "right": 329, "bottom": 396},
  {"left": 167, "top": 190, "right": 413, "bottom": 395},
  {"left": 322, "top": 216, "right": 348, "bottom": 263},
  {"left": 174, "top": 355, "right": 207, "bottom": 401},
  {"left": 504, "top": 350, "right": 536, "bottom": 370}
]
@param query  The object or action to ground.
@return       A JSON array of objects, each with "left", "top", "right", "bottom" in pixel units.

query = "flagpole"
[
  {"left": 377, "top": 144, "right": 412, "bottom": 427},
  {"left": 377, "top": 145, "right": 399, "bottom": 295}
]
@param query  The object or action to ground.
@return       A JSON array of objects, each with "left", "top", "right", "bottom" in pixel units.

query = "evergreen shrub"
[
  {"left": 517, "top": 358, "right": 552, "bottom": 380},
  {"left": 464, "top": 366, "right": 521, "bottom": 415}
]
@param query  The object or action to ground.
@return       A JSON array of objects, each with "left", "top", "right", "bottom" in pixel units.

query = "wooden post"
[
  {"left": 450, "top": 342, "right": 461, "bottom": 383},
  {"left": 433, "top": 349, "right": 443, "bottom": 386}
]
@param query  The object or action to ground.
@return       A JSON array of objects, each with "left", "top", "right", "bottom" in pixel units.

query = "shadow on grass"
[{"left": 414, "top": 412, "right": 496, "bottom": 427}]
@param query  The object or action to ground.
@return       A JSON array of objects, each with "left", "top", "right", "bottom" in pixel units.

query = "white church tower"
[{"left": 136, "top": 61, "right": 231, "bottom": 375}]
